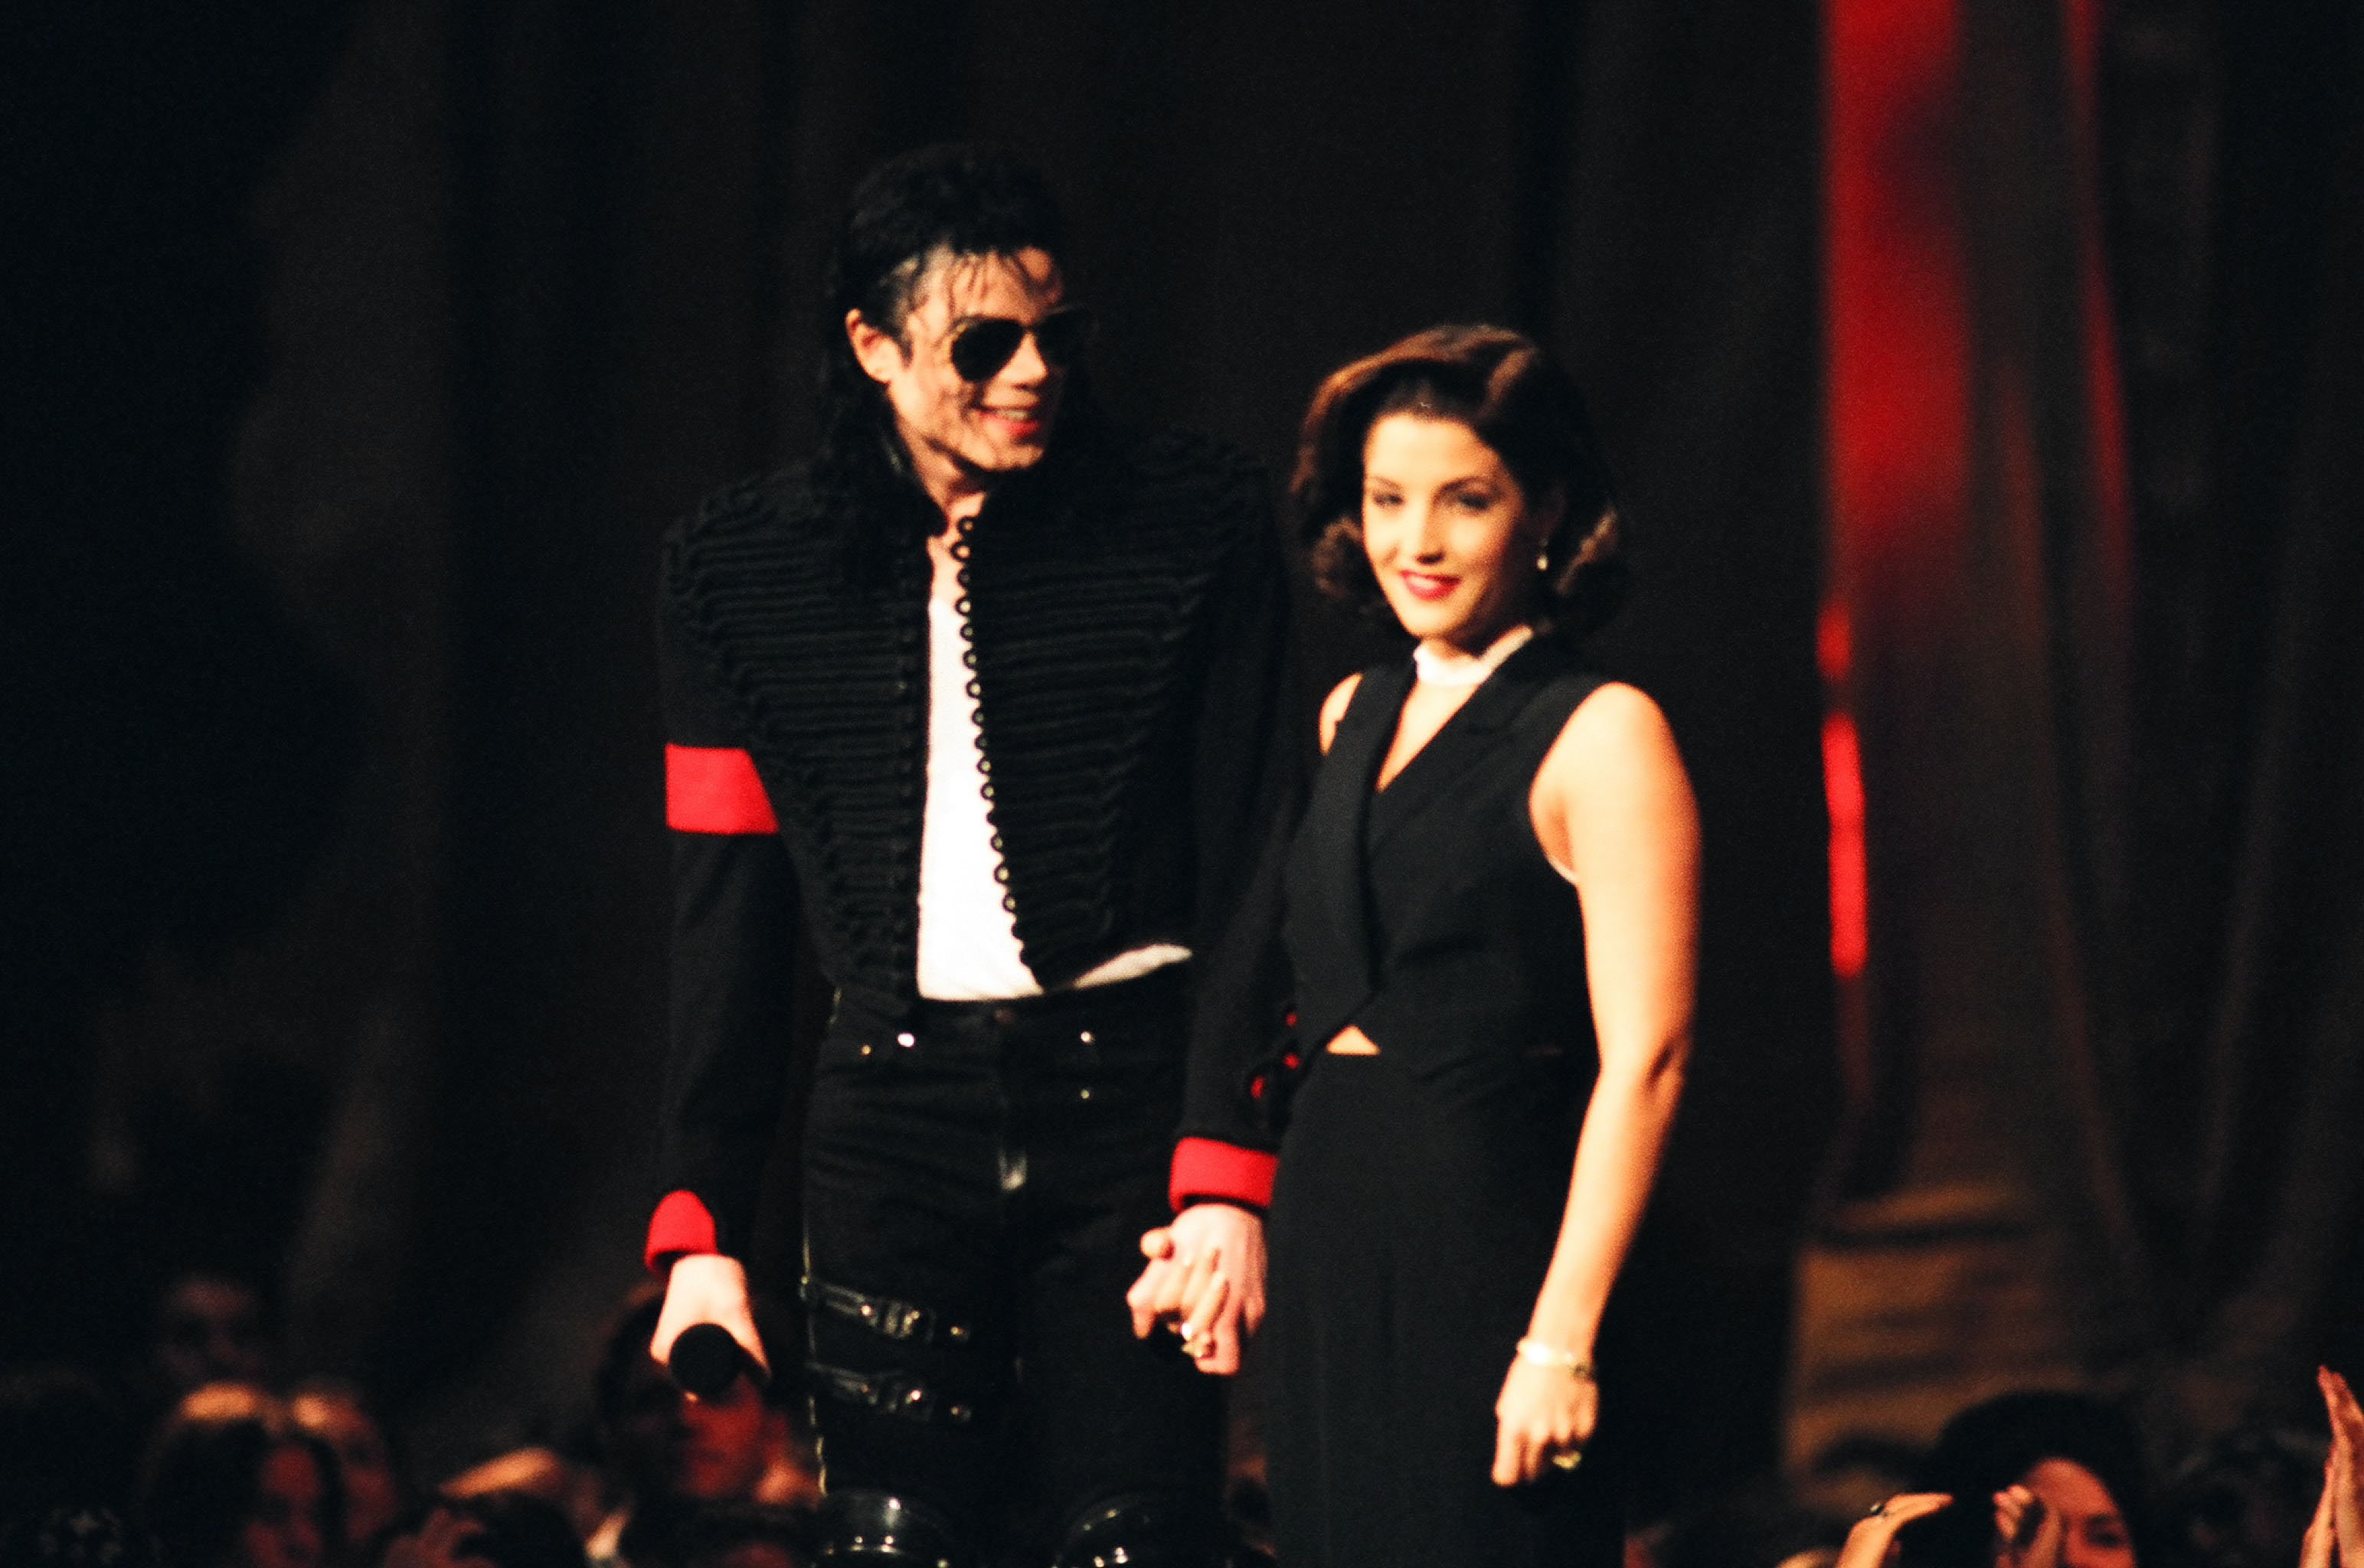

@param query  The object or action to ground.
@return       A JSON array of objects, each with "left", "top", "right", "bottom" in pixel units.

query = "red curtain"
[{"left": 1826, "top": 0, "right": 2364, "bottom": 1430}]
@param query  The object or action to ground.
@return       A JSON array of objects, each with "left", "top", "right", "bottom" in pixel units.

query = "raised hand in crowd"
[
  {"left": 2302, "top": 1367, "right": 2364, "bottom": 1568},
  {"left": 1836, "top": 1493, "right": 1951, "bottom": 1568},
  {"left": 1993, "top": 1484, "right": 2067, "bottom": 1568}
]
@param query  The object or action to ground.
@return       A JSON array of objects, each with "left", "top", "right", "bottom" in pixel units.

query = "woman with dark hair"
[
  {"left": 1253, "top": 324, "right": 1695, "bottom": 1567},
  {"left": 1901, "top": 1391, "right": 2149, "bottom": 1568},
  {"left": 140, "top": 1385, "right": 342, "bottom": 1568}
]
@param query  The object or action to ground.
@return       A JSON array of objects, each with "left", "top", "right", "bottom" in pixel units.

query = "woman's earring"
[{"left": 1535, "top": 547, "right": 1551, "bottom": 572}]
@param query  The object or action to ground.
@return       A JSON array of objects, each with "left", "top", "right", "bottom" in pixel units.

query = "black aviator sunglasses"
[{"left": 947, "top": 305, "right": 1095, "bottom": 383}]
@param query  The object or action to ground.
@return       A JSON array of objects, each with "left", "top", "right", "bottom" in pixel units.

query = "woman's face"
[
  {"left": 2021, "top": 1457, "right": 2137, "bottom": 1568},
  {"left": 238, "top": 1443, "right": 328, "bottom": 1568},
  {"left": 1359, "top": 413, "right": 1556, "bottom": 652}
]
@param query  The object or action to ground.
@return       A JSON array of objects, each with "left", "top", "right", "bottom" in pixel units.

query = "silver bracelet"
[{"left": 1516, "top": 1338, "right": 1596, "bottom": 1379}]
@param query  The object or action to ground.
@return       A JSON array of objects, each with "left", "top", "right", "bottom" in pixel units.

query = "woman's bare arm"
[{"left": 1495, "top": 681, "right": 1699, "bottom": 1485}]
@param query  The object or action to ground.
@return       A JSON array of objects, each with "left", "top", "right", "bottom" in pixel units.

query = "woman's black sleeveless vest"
[{"left": 1283, "top": 637, "right": 1607, "bottom": 1077}]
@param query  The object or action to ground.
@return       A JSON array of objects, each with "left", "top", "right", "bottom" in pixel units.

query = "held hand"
[
  {"left": 1126, "top": 1226, "right": 1204, "bottom": 1338},
  {"left": 1125, "top": 1204, "right": 1267, "bottom": 1375},
  {"left": 1994, "top": 1485, "right": 2064, "bottom": 1568},
  {"left": 1836, "top": 1494, "right": 1952, "bottom": 1568},
  {"left": 652, "top": 1253, "right": 769, "bottom": 1377},
  {"left": 1490, "top": 1356, "right": 1599, "bottom": 1487}
]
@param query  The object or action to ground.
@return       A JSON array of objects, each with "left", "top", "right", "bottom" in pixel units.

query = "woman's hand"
[
  {"left": 651, "top": 1253, "right": 769, "bottom": 1377},
  {"left": 1125, "top": 1204, "right": 1267, "bottom": 1375},
  {"left": 1490, "top": 1356, "right": 1598, "bottom": 1487},
  {"left": 1994, "top": 1485, "right": 2065, "bottom": 1568},
  {"left": 1836, "top": 1494, "right": 1951, "bottom": 1568}
]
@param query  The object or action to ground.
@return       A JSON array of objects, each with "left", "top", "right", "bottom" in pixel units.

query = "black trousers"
[{"left": 803, "top": 966, "right": 1221, "bottom": 1565}]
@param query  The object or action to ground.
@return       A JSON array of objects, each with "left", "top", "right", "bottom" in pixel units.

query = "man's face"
[{"left": 848, "top": 247, "right": 1071, "bottom": 498}]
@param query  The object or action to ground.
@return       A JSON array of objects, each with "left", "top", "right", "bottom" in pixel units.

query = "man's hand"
[
  {"left": 651, "top": 1253, "right": 769, "bottom": 1377},
  {"left": 1125, "top": 1203, "right": 1266, "bottom": 1375}
]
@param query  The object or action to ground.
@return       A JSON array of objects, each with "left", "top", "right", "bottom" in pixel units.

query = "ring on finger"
[{"left": 1548, "top": 1449, "right": 1583, "bottom": 1472}]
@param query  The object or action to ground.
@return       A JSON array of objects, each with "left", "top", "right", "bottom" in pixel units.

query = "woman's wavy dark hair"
[
  {"left": 1293, "top": 324, "right": 1626, "bottom": 642},
  {"left": 1903, "top": 1390, "right": 2154, "bottom": 1568},
  {"left": 812, "top": 144, "right": 1089, "bottom": 577},
  {"left": 139, "top": 1384, "right": 342, "bottom": 1568}
]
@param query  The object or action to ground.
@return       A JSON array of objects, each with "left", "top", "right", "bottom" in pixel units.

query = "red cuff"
[
  {"left": 1169, "top": 1138, "right": 1277, "bottom": 1213},
  {"left": 665, "top": 745, "right": 779, "bottom": 835},
  {"left": 643, "top": 1189, "right": 720, "bottom": 1274}
]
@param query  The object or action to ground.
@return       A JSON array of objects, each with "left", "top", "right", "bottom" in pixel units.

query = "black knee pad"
[
  {"left": 1052, "top": 1491, "right": 1215, "bottom": 1568},
  {"left": 816, "top": 1489, "right": 970, "bottom": 1568}
]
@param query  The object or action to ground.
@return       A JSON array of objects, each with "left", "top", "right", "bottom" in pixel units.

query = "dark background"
[{"left": 2, "top": 0, "right": 2355, "bottom": 1515}]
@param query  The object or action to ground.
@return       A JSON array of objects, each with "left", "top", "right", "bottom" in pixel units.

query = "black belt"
[
  {"left": 807, "top": 1361, "right": 976, "bottom": 1426},
  {"left": 905, "top": 959, "right": 1190, "bottom": 1037},
  {"left": 803, "top": 1277, "right": 975, "bottom": 1347}
]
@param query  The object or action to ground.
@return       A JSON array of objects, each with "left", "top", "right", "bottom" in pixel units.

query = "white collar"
[{"left": 1411, "top": 624, "right": 1535, "bottom": 688}]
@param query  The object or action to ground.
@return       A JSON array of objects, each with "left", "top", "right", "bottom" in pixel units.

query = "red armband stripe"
[
  {"left": 644, "top": 1189, "right": 720, "bottom": 1274},
  {"left": 665, "top": 745, "right": 778, "bottom": 835},
  {"left": 1169, "top": 1137, "right": 1277, "bottom": 1213}
]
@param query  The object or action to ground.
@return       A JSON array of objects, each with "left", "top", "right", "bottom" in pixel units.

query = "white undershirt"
[{"left": 914, "top": 596, "right": 1189, "bottom": 1001}]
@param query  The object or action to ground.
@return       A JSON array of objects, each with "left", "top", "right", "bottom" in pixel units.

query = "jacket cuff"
[
  {"left": 644, "top": 1189, "right": 721, "bottom": 1275},
  {"left": 1169, "top": 1138, "right": 1277, "bottom": 1213}
]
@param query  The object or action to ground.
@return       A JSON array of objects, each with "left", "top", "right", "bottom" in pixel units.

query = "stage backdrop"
[
  {"left": 1797, "top": 0, "right": 2364, "bottom": 1478},
  {"left": 15, "top": 0, "right": 2359, "bottom": 1511}
]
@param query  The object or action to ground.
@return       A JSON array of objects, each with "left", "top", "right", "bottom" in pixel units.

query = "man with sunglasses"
[{"left": 636, "top": 145, "right": 1295, "bottom": 1568}]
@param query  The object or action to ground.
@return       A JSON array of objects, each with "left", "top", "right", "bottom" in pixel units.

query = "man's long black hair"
[{"left": 812, "top": 144, "right": 1087, "bottom": 580}]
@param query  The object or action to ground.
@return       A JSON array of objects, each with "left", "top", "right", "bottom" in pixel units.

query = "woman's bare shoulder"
[
  {"left": 1541, "top": 681, "right": 1691, "bottom": 801},
  {"left": 1565, "top": 681, "right": 1675, "bottom": 748}
]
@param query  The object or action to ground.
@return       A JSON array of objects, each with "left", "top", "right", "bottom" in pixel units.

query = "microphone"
[{"left": 668, "top": 1323, "right": 767, "bottom": 1399}]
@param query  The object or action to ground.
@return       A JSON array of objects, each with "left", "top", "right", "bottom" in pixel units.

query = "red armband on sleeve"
[
  {"left": 665, "top": 745, "right": 779, "bottom": 835},
  {"left": 643, "top": 1189, "right": 721, "bottom": 1275},
  {"left": 1169, "top": 1137, "right": 1277, "bottom": 1213}
]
